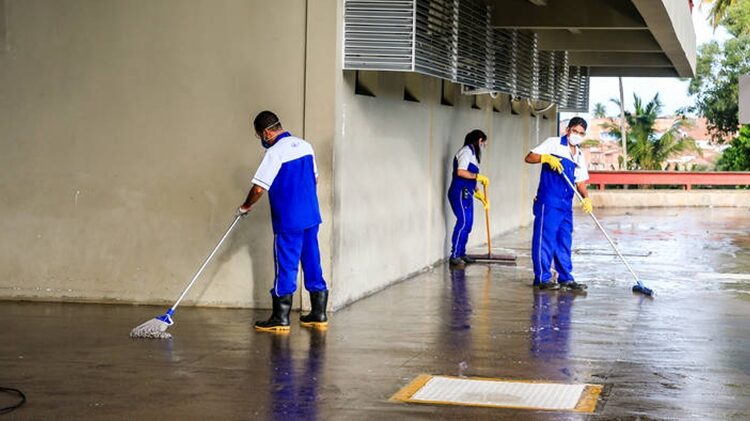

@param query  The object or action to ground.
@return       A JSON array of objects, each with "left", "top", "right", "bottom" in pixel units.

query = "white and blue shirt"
[
  {"left": 531, "top": 135, "right": 589, "bottom": 210},
  {"left": 450, "top": 145, "right": 480, "bottom": 192},
  {"left": 252, "top": 132, "right": 322, "bottom": 233}
]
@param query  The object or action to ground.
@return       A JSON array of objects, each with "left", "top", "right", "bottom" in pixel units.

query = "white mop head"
[{"left": 129, "top": 317, "right": 172, "bottom": 339}]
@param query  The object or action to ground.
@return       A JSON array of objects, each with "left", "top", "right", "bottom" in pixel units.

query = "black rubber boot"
[
  {"left": 300, "top": 290, "right": 328, "bottom": 329},
  {"left": 255, "top": 294, "right": 292, "bottom": 333},
  {"left": 449, "top": 258, "right": 466, "bottom": 269},
  {"left": 460, "top": 255, "right": 476, "bottom": 264},
  {"left": 559, "top": 281, "right": 587, "bottom": 292},
  {"left": 535, "top": 282, "right": 560, "bottom": 291}
]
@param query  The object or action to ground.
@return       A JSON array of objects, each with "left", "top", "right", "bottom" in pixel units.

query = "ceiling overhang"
[{"left": 484, "top": 0, "right": 696, "bottom": 77}]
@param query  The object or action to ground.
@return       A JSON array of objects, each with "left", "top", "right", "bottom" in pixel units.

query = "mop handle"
[
  {"left": 483, "top": 183, "right": 492, "bottom": 257},
  {"left": 561, "top": 173, "right": 641, "bottom": 283},
  {"left": 171, "top": 214, "right": 243, "bottom": 311}
]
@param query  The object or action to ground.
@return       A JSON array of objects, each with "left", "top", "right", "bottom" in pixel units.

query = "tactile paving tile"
[{"left": 391, "top": 375, "right": 602, "bottom": 413}]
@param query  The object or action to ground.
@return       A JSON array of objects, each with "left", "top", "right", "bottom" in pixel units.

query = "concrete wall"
[
  {"left": 0, "top": 0, "right": 553, "bottom": 310},
  {"left": 330, "top": 70, "right": 553, "bottom": 308},
  {"left": 659, "top": 0, "right": 696, "bottom": 74},
  {"left": 0, "top": 0, "right": 320, "bottom": 307},
  {"left": 592, "top": 190, "right": 750, "bottom": 208}
]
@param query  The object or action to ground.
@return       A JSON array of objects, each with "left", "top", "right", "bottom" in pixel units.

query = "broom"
[
  {"left": 130, "top": 214, "right": 243, "bottom": 339},
  {"left": 561, "top": 172, "right": 654, "bottom": 296},
  {"left": 466, "top": 182, "right": 517, "bottom": 264}
]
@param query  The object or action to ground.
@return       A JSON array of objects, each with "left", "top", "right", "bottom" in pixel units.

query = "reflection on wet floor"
[
  {"left": 1, "top": 208, "right": 749, "bottom": 419},
  {"left": 269, "top": 330, "right": 325, "bottom": 420},
  {"left": 530, "top": 290, "right": 576, "bottom": 362}
]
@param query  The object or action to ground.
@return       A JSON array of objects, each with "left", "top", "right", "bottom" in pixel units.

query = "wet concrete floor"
[{"left": 1, "top": 207, "right": 749, "bottom": 419}]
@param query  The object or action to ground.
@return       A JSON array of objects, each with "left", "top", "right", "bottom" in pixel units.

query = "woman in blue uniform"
[{"left": 447, "top": 129, "right": 490, "bottom": 269}]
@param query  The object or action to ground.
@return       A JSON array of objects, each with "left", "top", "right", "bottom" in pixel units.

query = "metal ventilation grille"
[
  {"left": 491, "top": 29, "right": 515, "bottom": 95},
  {"left": 536, "top": 51, "right": 553, "bottom": 102},
  {"left": 456, "top": 1, "right": 491, "bottom": 89},
  {"left": 414, "top": 0, "right": 457, "bottom": 81},
  {"left": 343, "top": 0, "right": 590, "bottom": 111},
  {"left": 560, "top": 66, "right": 590, "bottom": 112},
  {"left": 554, "top": 52, "right": 570, "bottom": 108},
  {"left": 513, "top": 30, "right": 536, "bottom": 100},
  {"left": 343, "top": 0, "right": 416, "bottom": 71},
  {"left": 537, "top": 50, "right": 567, "bottom": 102}
]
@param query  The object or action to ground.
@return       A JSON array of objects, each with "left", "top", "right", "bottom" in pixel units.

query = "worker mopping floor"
[
  {"left": 2, "top": 208, "right": 749, "bottom": 419},
  {"left": 561, "top": 172, "right": 653, "bottom": 296},
  {"left": 130, "top": 214, "right": 243, "bottom": 339}
]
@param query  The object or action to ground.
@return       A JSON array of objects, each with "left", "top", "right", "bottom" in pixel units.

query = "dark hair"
[
  {"left": 567, "top": 117, "right": 588, "bottom": 131},
  {"left": 253, "top": 110, "right": 282, "bottom": 134},
  {"left": 464, "top": 129, "right": 487, "bottom": 163}
]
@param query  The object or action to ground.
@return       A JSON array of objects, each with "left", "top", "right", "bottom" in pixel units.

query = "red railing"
[{"left": 588, "top": 171, "right": 750, "bottom": 190}]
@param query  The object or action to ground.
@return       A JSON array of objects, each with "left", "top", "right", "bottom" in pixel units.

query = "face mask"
[
  {"left": 258, "top": 122, "right": 280, "bottom": 149},
  {"left": 569, "top": 134, "right": 584, "bottom": 146}
]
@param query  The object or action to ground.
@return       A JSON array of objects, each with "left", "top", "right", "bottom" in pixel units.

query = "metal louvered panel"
[
  {"left": 343, "top": 0, "right": 416, "bottom": 71},
  {"left": 414, "top": 0, "right": 458, "bottom": 80},
  {"left": 538, "top": 51, "right": 567, "bottom": 102},
  {"left": 560, "top": 66, "right": 589, "bottom": 112},
  {"left": 343, "top": 0, "right": 590, "bottom": 109},
  {"left": 554, "top": 52, "right": 570, "bottom": 108},
  {"left": 456, "top": 0, "right": 490, "bottom": 88},
  {"left": 514, "top": 31, "right": 536, "bottom": 99},
  {"left": 491, "top": 29, "right": 515, "bottom": 95},
  {"left": 566, "top": 66, "right": 581, "bottom": 109},
  {"left": 577, "top": 67, "right": 590, "bottom": 111},
  {"left": 488, "top": 29, "right": 513, "bottom": 94}
]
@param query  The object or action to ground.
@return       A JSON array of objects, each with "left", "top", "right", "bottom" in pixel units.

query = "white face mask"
[{"left": 568, "top": 134, "right": 584, "bottom": 146}]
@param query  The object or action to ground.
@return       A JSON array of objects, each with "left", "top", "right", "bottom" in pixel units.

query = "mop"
[
  {"left": 130, "top": 214, "right": 243, "bottom": 339},
  {"left": 466, "top": 183, "right": 517, "bottom": 265},
  {"left": 561, "top": 173, "right": 654, "bottom": 296}
]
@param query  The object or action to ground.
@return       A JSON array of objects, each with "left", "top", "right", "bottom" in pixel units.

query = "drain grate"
[{"left": 391, "top": 374, "right": 602, "bottom": 413}]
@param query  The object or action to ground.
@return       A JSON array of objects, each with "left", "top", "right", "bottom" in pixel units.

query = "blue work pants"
[
  {"left": 531, "top": 201, "right": 574, "bottom": 284},
  {"left": 448, "top": 187, "right": 474, "bottom": 259},
  {"left": 272, "top": 225, "right": 327, "bottom": 297}
]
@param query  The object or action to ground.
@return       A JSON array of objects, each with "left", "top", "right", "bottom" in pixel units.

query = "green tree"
[
  {"left": 690, "top": 0, "right": 750, "bottom": 141},
  {"left": 592, "top": 102, "right": 607, "bottom": 118},
  {"left": 602, "top": 93, "right": 700, "bottom": 170},
  {"left": 716, "top": 126, "right": 750, "bottom": 170},
  {"left": 720, "top": 0, "right": 750, "bottom": 35},
  {"left": 702, "top": 0, "right": 738, "bottom": 28}
]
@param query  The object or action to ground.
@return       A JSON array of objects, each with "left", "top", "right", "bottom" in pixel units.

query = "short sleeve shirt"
[
  {"left": 531, "top": 136, "right": 588, "bottom": 210},
  {"left": 531, "top": 136, "right": 589, "bottom": 183},
  {"left": 449, "top": 144, "right": 480, "bottom": 193},
  {"left": 252, "top": 133, "right": 322, "bottom": 233}
]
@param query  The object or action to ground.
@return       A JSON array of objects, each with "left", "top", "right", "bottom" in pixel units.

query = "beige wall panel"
[
  {"left": 331, "top": 71, "right": 553, "bottom": 308},
  {"left": 0, "top": 0, "right": 308, "bottom": 306},
  {"left": 302, "top": 0, "right": 337, "bottom": 310}
]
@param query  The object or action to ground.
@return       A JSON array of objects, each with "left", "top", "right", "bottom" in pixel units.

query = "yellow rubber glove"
[
  {"left": 581, "top": 197, "right": 593, "bottom": 214},
  {"left": 473, "top": 190, "right": 490, "bottom": 210},
  {"left": 540, "top": 154, "right": 563, "bottom": 173},
  {"left": 476, "top": 174, "right": 490, "bottom": 187}
]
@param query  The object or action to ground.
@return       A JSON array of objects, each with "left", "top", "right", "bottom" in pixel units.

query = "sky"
[{"left": 562, "top": 5, "right": 732, "bottom": 120}]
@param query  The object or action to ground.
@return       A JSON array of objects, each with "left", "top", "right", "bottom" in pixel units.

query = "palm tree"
[
  {"left": 592, "top": 102, "right": 607, "bottom": 119},
  {"left": 601, "top": 93, "right": 700, "bottom": 170},
  {"left": 701, "top": 0, "right": 736, "bottom": 28}
]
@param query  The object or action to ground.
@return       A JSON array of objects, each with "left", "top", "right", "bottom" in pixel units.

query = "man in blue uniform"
[
  {"left": 524, "top": 117, "right": 593, "bottom": 291},
  {"left": 447, "top": 129, "right": 490, "bottom": 269},
  {"left": 239, "top": 111, "right": 329, "bottom": 332}
]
